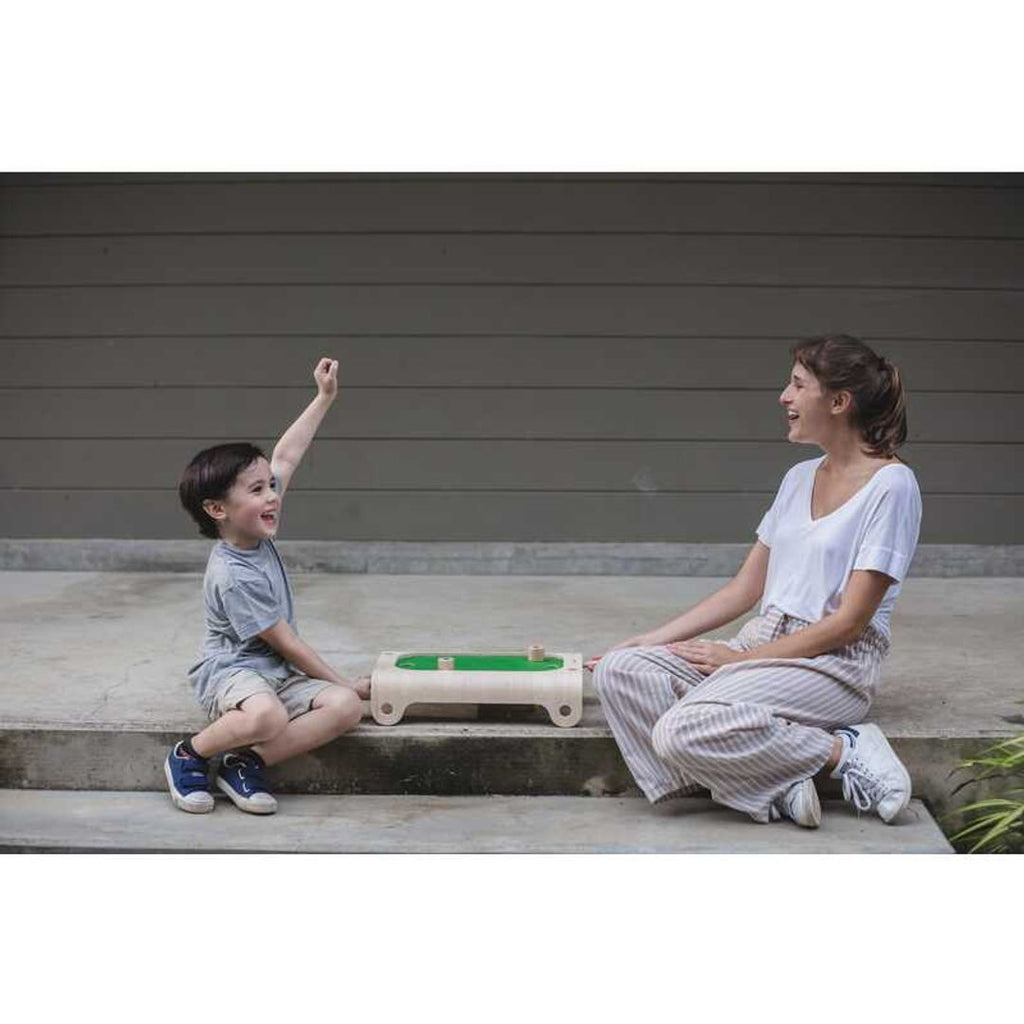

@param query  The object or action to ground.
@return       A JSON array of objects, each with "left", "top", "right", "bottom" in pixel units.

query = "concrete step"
[
  {"left": 2, "top": 573, "right": 1020, "bottom": 821},
  {"left": 0, "top": 704, "right": 1000, "bottom": 820},
  {"left": 0, "top": 702, "right": 631, "bottom": 794},
  {"left": 0, "top": 789, "right": 953, "bottom": 853}
]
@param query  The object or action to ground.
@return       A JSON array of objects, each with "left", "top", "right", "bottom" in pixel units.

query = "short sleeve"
[
  {"left": 219, "top": 569, "right": 283, "bottom": 641},
  {"left": 755, "top": 502, "right": 778, "bottom": 546},
  {"left": 756, "top": 463, "right": 801, "bottom": 547},
  {"left": 852, "top": 471, "right": 923, "bottom": 583}
]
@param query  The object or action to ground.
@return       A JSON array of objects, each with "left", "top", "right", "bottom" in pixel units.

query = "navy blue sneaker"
[
  {"left": 164, "top": 740, "right": 214, "bottom": 814},
  {"left": 216, "top": 750, "right": 278, "bottom": 814}
]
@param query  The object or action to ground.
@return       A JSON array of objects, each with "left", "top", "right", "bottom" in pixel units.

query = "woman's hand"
[
  {"left": 584, "top": 633, "right": 654, "bottom": 672},
  {"left": 666, "top": 639, "right": 745, "bottom": 676},
  {"left": 314, "top": 357, "right": 339, "bottom": 401}
]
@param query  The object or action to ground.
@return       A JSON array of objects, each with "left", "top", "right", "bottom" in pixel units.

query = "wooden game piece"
[
  {"left": 528, "top": 644, "right": 545, "bottom": 662},
  {"left": 438, "top": 656, "right": 455, "bottom": 671}
]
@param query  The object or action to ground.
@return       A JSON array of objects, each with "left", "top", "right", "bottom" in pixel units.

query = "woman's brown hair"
[{"left": 791, "top": 334, "right": 908, "bottom": 458}]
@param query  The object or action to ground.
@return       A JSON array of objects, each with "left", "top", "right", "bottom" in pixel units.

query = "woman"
[{"left": 590, "top": 334, "right": 922, "bottom": 828}]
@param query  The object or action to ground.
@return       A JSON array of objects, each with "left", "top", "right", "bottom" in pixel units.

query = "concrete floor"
[
  {"left": 1, "top": 571, "right": 1021, "bottom": 740},
  {"left": 0, "top": 790, "right": 953, "bottom": 853}
]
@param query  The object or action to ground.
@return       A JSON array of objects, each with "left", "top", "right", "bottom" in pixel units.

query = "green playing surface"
[{"left": 395, "top": 654, "right": 564, "bottom": 672}]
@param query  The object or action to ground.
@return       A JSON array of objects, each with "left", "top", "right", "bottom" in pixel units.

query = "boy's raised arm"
[{"left": 271, "top": 357, "right": 338, "bottom": 497}]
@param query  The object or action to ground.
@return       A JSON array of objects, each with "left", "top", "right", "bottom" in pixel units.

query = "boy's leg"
[
  {"left": 214, "top": 680, "right": 361, "bottom": 815},
  {"left": 166, "top": 677, "right": 290, "bottom": 813},
  {"left": 253, "top": 681, "right": 363, "bottom": 766},
  {"left": 169, "top": 674, "right": 362, "bottom": 814},
  {"left": 190, "top": 690, "right": 289, "bottom": 759}
]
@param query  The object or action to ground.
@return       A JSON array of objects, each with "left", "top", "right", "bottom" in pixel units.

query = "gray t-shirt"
[{"left": 187, "top": 538, "right": 297, "bottom": 713}]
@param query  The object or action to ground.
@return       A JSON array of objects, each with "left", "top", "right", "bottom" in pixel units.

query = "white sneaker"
[
  {"left": 834, "top": 723, "right": 911, "bottom": 823},
  {"left": 772, "top": 777, "right": 821, "bottom": 828}
]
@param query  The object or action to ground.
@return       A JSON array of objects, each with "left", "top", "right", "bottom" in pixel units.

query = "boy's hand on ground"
[
  {"left": 348, "top": 675, "right": 371, "bottom": 699},
  {"left": 315, "top": 357, "right": 339, "bottom": 401}
]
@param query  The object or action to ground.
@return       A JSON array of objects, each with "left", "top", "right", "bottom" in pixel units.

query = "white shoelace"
[{"left": 841, "top": 758, "right": 884, "bottom": 812}]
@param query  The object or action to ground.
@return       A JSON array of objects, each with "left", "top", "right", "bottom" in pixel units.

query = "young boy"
[{"left": 169, "top": 357, "right": 369, "bottom": 815}]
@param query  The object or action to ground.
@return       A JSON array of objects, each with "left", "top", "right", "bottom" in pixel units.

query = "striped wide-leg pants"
[{"left": 593, "top": 607, "right": 889, "bottom": 822}]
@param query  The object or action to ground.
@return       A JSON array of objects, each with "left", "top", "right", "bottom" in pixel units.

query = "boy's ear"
[{"left": 202, "top": 498, "right": 228, "bottom": 523}]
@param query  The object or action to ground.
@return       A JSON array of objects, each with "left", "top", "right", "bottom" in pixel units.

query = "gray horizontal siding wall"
[{"left": 1, "top": 174, "right": 1022, "bottom": 543}]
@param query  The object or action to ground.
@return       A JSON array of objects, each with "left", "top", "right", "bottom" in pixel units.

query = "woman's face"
[{"left": 779, "top": 362, "right": 834, "bottom": 444}]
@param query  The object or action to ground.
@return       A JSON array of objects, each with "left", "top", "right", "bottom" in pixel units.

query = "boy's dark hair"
[{"left": 179, "top": 443, "right": 268, "bottom": 539}]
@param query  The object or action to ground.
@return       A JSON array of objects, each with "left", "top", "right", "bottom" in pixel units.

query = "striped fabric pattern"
[{"left": 593, "top": 607, "right": 889, "bottom": 822}]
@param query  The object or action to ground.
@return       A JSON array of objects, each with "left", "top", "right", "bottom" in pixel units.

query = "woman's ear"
[{"left": 830, "top": 389, "right": 853, "bottom": 416}]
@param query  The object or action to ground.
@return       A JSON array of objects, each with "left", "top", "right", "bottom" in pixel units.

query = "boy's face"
[{"left": 202, "top": 457, "right": 280, "bottom": 548}]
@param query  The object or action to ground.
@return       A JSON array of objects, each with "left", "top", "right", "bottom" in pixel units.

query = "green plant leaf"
[
  {"left": 966, "top": 807, "right": 1024, "bottom": 854},
  {"left": 949, "top": 812, "right": 1009, "bottom": 839},
  {"left": 945, "top": 798, "right": 1021, "bottom": 818},
  {"left": 949, "top": 814, "right": 1008, "bottom": 843},
  {"left": 946, "top": 732, "right": 1024, "bottom": 851}
]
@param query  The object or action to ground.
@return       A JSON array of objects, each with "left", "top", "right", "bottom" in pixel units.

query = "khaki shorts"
[{"left": 209, "top": 670, "right": 332, "bottom": 722}]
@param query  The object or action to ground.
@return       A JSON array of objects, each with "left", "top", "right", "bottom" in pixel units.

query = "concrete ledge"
[
  {"left": 3, "top": 540, "right": 1023, "bottom": 576},
  {"left": 1, "top": 572, "right": 1020, "bottom": 827},
  {"left": 0, "top": 716, "right": 1004, "bottom": 820},
  {"left": 0, "top": 790, "right": 953, "bottom": 854},
  {"left": 0, "top": 708, "right": 637, "bottom": 800}
]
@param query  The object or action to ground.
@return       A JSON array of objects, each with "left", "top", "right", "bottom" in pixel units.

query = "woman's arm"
[
  {"left": 669, "top": 568, "right": 893, "bottom": 673},
  {"left": 644, "top": 541, "right": 770, "bottom": 644},
  {"left": 585, "top": 542, "right": 769, "bottom": 669}
]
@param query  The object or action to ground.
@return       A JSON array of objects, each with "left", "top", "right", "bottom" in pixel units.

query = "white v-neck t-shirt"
[{"left": 755, "top": 456, "right": 922, "bottom": 639}]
